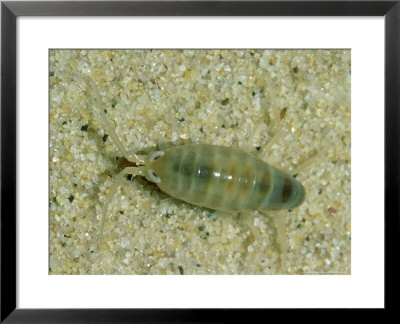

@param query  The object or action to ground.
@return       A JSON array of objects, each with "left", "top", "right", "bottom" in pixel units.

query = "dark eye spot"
[
  {"left": 150, "top": 151, "right": 164, "bottom": 161},
  {"left": 148, "top": 170, "right": 161, "bottom": 183}
]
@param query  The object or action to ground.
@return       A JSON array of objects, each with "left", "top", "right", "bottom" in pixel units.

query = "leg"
[
  {"left": 242, "top": 211, "right": 288, "bottom": 273},
  {"left": 291, "top": 151, "right": 319, "bottom": 176},
  {"left": 268, "top": 212, "right": 290, "bottom": 273},
  {"left": 261, "top": 130, "right": 282, "bottom": 161},
  {"left": 97, "top": 166, "right": 145, "bottom": 249},
  {"left": 270, "top": 104, "right": 282, "bottom": 133},
  {"left": 260, "top": 106, "right": 284, "bottom": 162}
]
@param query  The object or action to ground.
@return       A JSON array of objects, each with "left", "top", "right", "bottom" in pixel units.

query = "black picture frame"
[{"left": 1, "top": 0, "right": 398, "bottom": 322}]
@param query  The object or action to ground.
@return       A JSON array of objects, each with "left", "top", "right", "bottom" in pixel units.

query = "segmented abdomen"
[{"left": 153, "top": 144, "right": 305, "bottom": 212}]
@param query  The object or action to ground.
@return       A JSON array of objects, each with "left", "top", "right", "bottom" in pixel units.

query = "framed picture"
[{"left": 1, "top": 0, "right": 397, "bottom": 321}]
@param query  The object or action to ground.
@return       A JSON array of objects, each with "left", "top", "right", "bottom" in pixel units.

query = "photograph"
[
  {"left": 2, "top": 0, "right": 394, "bottom": 319},
  {"left": 49, "top": 49, "right": 351, "bottom": 275}
]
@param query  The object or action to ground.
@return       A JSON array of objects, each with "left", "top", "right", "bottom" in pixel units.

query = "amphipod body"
[
  {"left": 84, "top": 74, "right": 305, "bottom": 248},
  {"left": 146, "top": 144, "right": 305, "bottom": 212}
]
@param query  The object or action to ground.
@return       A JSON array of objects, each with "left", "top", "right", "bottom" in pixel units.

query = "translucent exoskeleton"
[
  {"left": 143, "top": 144, "right": 305, "bottom": 213},
  {"left": 82, "top": 74, "right": 307, "bottom": 270}
]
